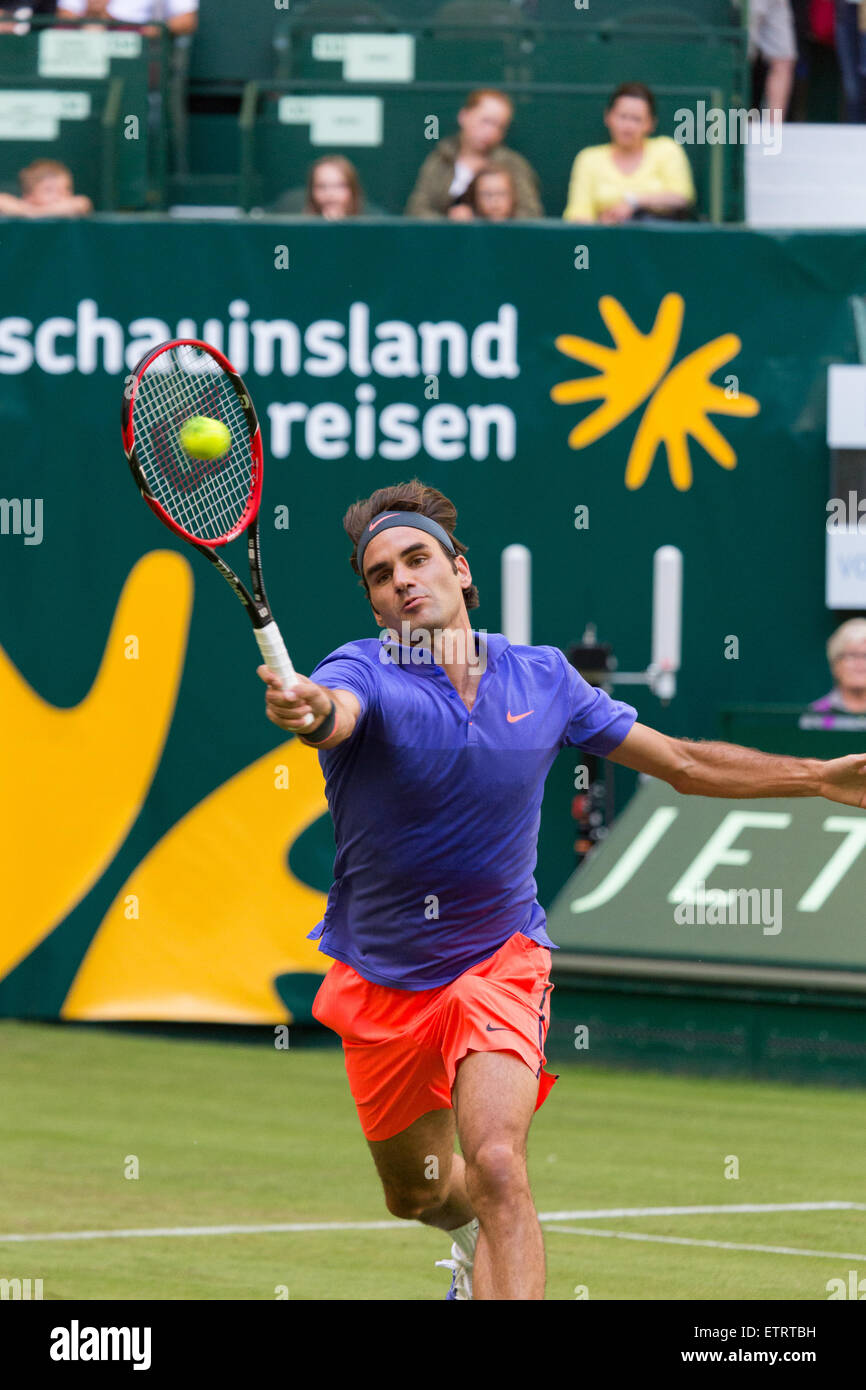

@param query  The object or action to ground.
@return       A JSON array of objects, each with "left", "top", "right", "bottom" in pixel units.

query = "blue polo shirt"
[{"left": 306, "top": 630, "right": 637, "bottom": 990}]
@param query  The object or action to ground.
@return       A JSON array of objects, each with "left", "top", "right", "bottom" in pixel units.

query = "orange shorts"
[{"left": 311, "top": 931, "right": 559, "bottom": 1142}]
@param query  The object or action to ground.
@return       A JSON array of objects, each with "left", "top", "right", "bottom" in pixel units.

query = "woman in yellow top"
[{"left": 563, "top": 82, "right": 696, "bottom": 224}]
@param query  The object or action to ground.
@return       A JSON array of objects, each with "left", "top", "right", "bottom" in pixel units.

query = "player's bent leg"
[
  {"left": 452, "top": 1049, "right": 545, "bottom": 1300},
  {"left": 367, "top": 1106, "right": 476, "bottom": 1233}
]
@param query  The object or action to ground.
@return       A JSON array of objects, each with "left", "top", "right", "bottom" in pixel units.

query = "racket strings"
[{"left": 133, "top": 344, "right": 255, "bottom": 542}]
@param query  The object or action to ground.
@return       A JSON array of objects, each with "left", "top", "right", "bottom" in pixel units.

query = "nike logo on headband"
[{"left": 368, "top": 513, "right": 401, "bottom": 532}]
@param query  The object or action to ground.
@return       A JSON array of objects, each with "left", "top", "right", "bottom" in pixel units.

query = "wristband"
[{"left": 299, "top": 698, "right": 336, "bottom": 744}]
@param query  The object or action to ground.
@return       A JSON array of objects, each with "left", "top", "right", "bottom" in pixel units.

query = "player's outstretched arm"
[
  {"left": 256, "top": 666, "right": 360, "bottom": 750},
  {"left": 607, "top": 721, "right": 866, "bottom": 810}
]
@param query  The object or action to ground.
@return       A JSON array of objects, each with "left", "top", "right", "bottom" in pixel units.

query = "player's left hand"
[
  {"left": 257, "top": 664, "right": 333, "bottom": 732},
  {"left": 817, "top": 752, "right": 866, "bottom": 808}
]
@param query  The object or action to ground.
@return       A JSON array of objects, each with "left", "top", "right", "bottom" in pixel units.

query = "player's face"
[
  {"left": 363, "top": 526, "right": 471, "bottom": 635},
  {"left": 604, "top": 96, "right": 654, "bottom": 150}
]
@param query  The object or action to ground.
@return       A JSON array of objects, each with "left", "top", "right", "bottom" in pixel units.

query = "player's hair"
[
  {"left": 827, "top": 617, "right": 866, "bottom": 667},
  {"left": 462, "top": 88, "right": 514, "bottom": 119},
  {"left": 304, "top": 155, "right": 364, "bottom": 216},
  {"left": 343, "top": 478, "right": 479, "bottom": 611},
  {"left": 606, "top": 82, "right": 657, "bottom": 119},
  {"left": 19, "top": 158, "right": 73, "bottom": 194}
]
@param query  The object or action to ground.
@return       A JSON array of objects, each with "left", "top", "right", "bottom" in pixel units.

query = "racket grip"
[{"left": 255, "top": 621, "right": 315, "bottom": 728}]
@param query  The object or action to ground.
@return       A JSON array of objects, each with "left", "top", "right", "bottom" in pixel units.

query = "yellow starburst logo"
[{"left": 551, "top": 292, "right": 760, "bottom": 491}]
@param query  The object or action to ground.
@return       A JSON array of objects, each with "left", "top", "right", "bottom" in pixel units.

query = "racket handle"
[{"left": 255, "top": 621, "right": 315, "bottom": 729}]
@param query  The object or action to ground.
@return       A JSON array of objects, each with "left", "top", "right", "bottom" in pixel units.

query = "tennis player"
[{"left": 258, "top": 479, "right": 866, "bottom": 1301}]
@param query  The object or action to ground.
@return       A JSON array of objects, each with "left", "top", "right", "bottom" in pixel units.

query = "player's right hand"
[{"left": 257, "top": 666, "right": 334, "bottom": 732}]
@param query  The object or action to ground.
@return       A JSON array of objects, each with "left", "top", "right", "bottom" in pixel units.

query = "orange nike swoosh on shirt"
[
  {"left": 368, "top": 513, "right": 401, "bottom": 532},
  {"left": 506, "top": 710, "right": 535, "bottom": 723}
]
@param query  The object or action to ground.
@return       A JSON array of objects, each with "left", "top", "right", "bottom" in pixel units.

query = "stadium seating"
[
  {"left": 179, "top": 0, "right": 746, "bottom": 216},
  {"left": 188, "top": 0, "right": 746, "bottom": 85},
  {"left": 275, "top": 19, "right": 745, "bottom": 92},
  {"left": 189, "top": 0, "right": 282, "bottom": 83},
  {"left": 239, "top": 78, "right": 732, "bottom": 220},
  {"left": 234, "top": 6, "right": 745, "bottom": 219},
  {"left": 0, "top": 77, "right": 120, "bottom": 208},
  {"left": 0, "top": 23, "right": 166, "bottom": 209}
]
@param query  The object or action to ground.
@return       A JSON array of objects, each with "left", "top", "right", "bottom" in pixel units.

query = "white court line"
[
  {"left": 545, "top": 1226, "right": 866, "bottom": 1261},
  {"left": 540, "top": 1201, "right": 866, "bottom": 1219},
  {"left": 0, "top": 1221, "right": 402, "bottom": 1243},
  {"left": 0, "top": 1201, "right": 862, "bottom": 1244}
]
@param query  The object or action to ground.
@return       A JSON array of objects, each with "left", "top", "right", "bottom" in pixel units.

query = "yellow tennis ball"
[{"left": 179, "top": 416, "right": 231, "bottom": 460}]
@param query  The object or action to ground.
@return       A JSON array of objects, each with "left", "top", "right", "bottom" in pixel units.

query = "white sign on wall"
[
  {"left": 312, "top": 33, "right": 415, "bottom": 82},
  {"left": 826, "top": 527, "right": 866, "bottom": 609},
  {"left": 827, "top": 364, "right": 866, "bottom": 447},
  {"left": 38, "top": 27, "right": 143, "bottom": 78},
  {"left": 0, "top": 90, "right": 91, "bottom": 140},
  {"left": 278, "top": 96, "right": 383, "bottom": 146},
  {"left": 38, "top": 30, "right": 109, "bottom": 78}
]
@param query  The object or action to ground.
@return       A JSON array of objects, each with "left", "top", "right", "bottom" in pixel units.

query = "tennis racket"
[{"left": 121, "top": 337, "right": 313, "bottom": 726}]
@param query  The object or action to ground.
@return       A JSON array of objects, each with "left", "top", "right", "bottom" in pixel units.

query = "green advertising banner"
[
  {"left": 1, "top": 220, "right": 864, "bottom": 1022},
  {"left": 547, "top": 776, "right": 866, "bottom": 981}
]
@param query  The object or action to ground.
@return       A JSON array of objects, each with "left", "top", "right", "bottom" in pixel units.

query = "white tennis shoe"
[{"left": 436, "top": 1218, "right": 479, "bottom": 1300}]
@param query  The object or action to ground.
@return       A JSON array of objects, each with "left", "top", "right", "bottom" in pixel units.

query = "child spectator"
[
  {"left": 304, "top": 156, "right": 363, "bottom": 219},
  {"left": 463, "top": 164, "right": 519, "bottom": 221},
  {"left": 0, "top": 159, "right": 92, "bottom": 217},
  {"left": 406, "top": 88, "right": 542, "bottom": 220},
  {"left": 562, "top": 82, "right": 695, "bottom": 224},
  {"left": 269, "top": 156, "right": 384, "bottom": 219}
]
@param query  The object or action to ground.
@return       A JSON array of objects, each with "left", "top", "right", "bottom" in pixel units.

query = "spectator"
[
  {"left": 462, "top": 165, "right": 518, "bottom": 221},
  {"left": 810, "top": 618, "right": 866, "bottom": 714},
  {"left": 269, "top": 156, "right": 384, "bottom": 219},
  {"left": 0, "top": 158, "right": 92, "bottom": 217},
  {"left": 406, "top": 88, "right": 542, "bottom": 220},
  {"left": 562, "top": 82, "right": 695, "bottom": 224},
  {"left": 304, "top": 155, "right": 362, "bottom": 220},
  {"left": 746, "top": 0, "right": 798, "bottom": 119},
  {"left": 56, "top": 0, "right": 197, "bottom": 37},
  {"left": 835, "top": 0, "right": 866, "bottom": 122}
]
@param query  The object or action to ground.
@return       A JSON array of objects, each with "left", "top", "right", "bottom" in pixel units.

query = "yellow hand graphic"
[
  {"left": 63, "top": 738, "right": 330, "bottom": 1023},
  {"left": 0, "top": 551, "right": 192, "bottom": 981},
  {"left": 551, "top": 292, "right": 684, "bottom": 448},
  {"left": 626, "top": 333, "right": 760, "bottom": 491}
]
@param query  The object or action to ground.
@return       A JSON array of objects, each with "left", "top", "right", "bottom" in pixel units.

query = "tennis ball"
[{"left": 179, "top": 415, "right": 231, "bottom": 460}]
